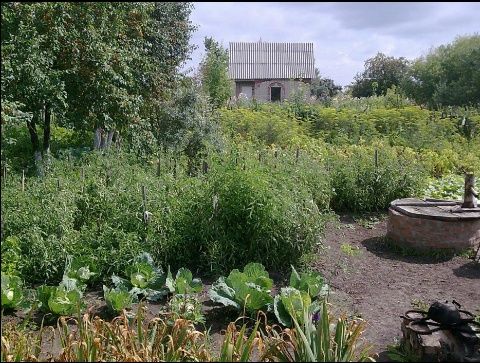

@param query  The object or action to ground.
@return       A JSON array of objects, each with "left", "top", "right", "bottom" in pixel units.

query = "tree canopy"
[
  {"left": 1, "top": 2, "right": 196, "bottom": 170},
  {"left": 349, "top": 53, "right": 409, "bottom": 98},
  {"left": 403, "top": 34, "right": 480, "bottom": 108},
  {"left": 199, "top": 37, "right": 231, "bottom": 109}
]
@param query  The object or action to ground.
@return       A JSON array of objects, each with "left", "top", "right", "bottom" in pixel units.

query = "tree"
[
  {"left": 403, "top": 34, "right": 480, "bottom": 108},
  {"left": 2, "top": 2, "right": 68, "bottom": 175},
  {"left": 2, "top": 2, "right": 196, "bottom": 169},
  {"left": 310, "top": 68, "right": 342, "bottom": 100},
  {"left": 199, "top": 37, "right": 231, "bottom": 109},
  {"left": 350, "top": 53, "right": 409, "bottom": 98}
]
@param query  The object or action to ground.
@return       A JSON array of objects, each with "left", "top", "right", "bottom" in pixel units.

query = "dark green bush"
[
  {"left": 2, "top": 147, "right": 330, "bottom": 284},
  {"left": 327, "top": 143, "right": 427, "bottom": 212}
]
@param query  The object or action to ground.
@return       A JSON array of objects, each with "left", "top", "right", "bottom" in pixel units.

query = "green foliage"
[
  {"left": 404, "top": 34, "right": 480, "bottom": 107},
  {"left": 274, "top": 287, "right": 319, "bottom": 327},
  {"left": 328, "top": 143, "right": 427, "bottom": 212},
  {"left": 166, "top": 267, "right": 203, "bottom": 295},
  {"left": 168, "top": 294, "right": 205, "bottom": 324},
  {"left": 350, "top": 52, "right": 409, "bottom": 97},
  {"left": 267, "top": 300, "right": 375, "bottom": 362},
  {"left": 113, "top": 252, "right": 168, "bottom": 302},
  {"left": 423, "top": 173, "right": 480, "bottom": 200},
  {"left": 274, "top": 266, "right": 328, "bottom": 327},
  {"left": 220, "top": 106, "right": 308, "bottom": 147},
  {"left": 209, "top": 263, "right": 274, "bottom": 315},
  {"left": 1, "top": 236, "right": 22, "bottom": 276},
  {"left": 311, "top": 68, "right": 342, "bottom": 102},
  {"left": 103, "top": 285, "right": 135, "bottom": 313},
  {"left": 218, "top": 319, "right": 261, "bottom": 362},
  {"left": 200, "top": 37, "right": 232, "bottom": 109},
  {"left": 289, "top": 265, "right": 329, "bottom": 299},
  {"left": 1, "top": 274, "right": 24, "bottom": 310}
]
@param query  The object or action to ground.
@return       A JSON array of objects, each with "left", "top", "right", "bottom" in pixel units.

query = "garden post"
[
  {"left": 21, "top": 169, "right": 25, "bottom": 192},
  {"left": 157, "top": 158, "right": 161, "bottom": 177},
  {"left": 462, "top": 173, "right": 478, "bottom": 208},
  {"left": 81, "top": 167, "right": 85, "bottom": 193}
]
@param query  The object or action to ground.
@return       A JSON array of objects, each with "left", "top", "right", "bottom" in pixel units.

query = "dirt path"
[{"left": 314, "top": 215, "right": 480, "bottom": 360}]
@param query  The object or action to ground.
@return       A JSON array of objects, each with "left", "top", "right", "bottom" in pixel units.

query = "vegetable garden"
[{"left": 2, "top": 3, "right": 479, "bottom": 361}]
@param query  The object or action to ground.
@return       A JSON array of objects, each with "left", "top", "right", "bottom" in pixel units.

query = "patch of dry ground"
[{"left": 315, "top": 215, "right": 480, "bottom": 360}]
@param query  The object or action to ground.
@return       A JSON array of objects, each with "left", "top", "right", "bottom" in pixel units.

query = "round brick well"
[{"left": 386, "top": 198, "right": 480, "bottom": 251}]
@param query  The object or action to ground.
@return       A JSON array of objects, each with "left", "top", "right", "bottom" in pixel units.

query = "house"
[{"left": 228, "top": 41, "right": 315, "bottom": 102}]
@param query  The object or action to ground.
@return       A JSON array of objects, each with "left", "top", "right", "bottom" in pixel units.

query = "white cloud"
[{"left": 183, "top": 2, "right": 480, "bottom": 87}]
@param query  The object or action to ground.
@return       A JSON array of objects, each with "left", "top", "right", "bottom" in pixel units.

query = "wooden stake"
[
  {"left": 141, "top": 185, "right": 149, "bottom": 224},
  {"left": 295, "top": 148, "right": 300, "bottom": 163},
  {"left": 462, "top": 173, "right": 478, "bottom": 208},
  {"left": 3, "top": 165, "right": 6, "bottom": 186},
  {"left": 81, "top": 167, "right": 85, "bottom": 193},
  {"left": 21, "top": 170, "right": 25, "bottom": 192},
  {"left": 374, "top": 149, "right": 378, "bottom": 169},
  {"left": 57, "top": 178, "right": 61, "bottom": 190},
  {"left": 156, "top": 158, "right": 161, "bottom": 177}
]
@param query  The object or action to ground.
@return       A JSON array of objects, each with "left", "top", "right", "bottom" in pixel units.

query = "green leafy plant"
[
  {"left": 218, "top": 319, "right": 262, "bottom": 362},
  {"left": 110, "top": 252, "right": 168, "bottom": 302},
  {"left": 289, "top": 265, "right": 329, "bottom": 299},
  {"left": 166, "top": 267, "right": 203, "bottom": 295},
  {"left": 265, "top": 300, "right": 375, "bottom": 362},
  {"left": 209, "top": 262, "right": 274, "bottom": 315},
  {"left": 35, "top": 255, "right": 93, "bottom": 316},
  {"left": 1, "top": 273, "right": 24, "bottom": 310},
  {"left": 168, "top": 294, "right": 205, "bottom": 324},
  {"left": 63, "top": 256, "right": 97, "bottom": 289},
  {"left": 274, "top": 287, "right": 320, "bottom": 327},
  {"left": 103, "top": 285, "right": 136, "bottom": 313}
]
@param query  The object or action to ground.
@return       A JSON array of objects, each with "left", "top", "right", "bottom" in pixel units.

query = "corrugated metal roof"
[{"left": 229, "top": 42, "right": 315, "bottom": 80}]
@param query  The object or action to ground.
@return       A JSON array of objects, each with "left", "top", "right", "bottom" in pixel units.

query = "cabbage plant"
[
  {"left": 103, "top": 285, "right": 136, "bottom": 313},
  {"left": 209, "top": 262, "right": 273, "bottom": 315},
  {"left": 1, "top": 274, "right": 24, "bottom": 310},
  {"left": 110, "top": 252, "right": 168, "bottom": 302},
  {"left": 166, "top": 267, "right": 202, "bottom": 295},
  {"left": 274, "top": 266, "right": 329, "bottom": 327}
]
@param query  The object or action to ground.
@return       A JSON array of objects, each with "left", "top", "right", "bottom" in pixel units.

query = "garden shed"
[{"left": 228, "top": 41, "right": 315, "bottom": 102}]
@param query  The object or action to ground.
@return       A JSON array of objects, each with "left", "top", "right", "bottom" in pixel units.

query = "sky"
[{"left": 182, "top": 2, "right": 479, "bottom": 87}]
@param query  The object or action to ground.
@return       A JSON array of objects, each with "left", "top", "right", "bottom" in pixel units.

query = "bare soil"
[{"left": 315, "top": 214, "right": 480, "bottom": 361}]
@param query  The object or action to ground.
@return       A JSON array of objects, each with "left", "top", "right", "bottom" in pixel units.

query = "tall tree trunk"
[
  {"left": 27, "top": 113, "right": 44, "bottom": 177},
  {"left": 106, "top": 129, "right": 115, "bottom": 149},
  {"left": 43, "top": 103, "right": 51, "bottom": 155},
  {"left": 100, "top": 131, "right": 106, "bottom": 149},
  {"left": 93, "top": 127, "right": 103, "bottom": 150}
]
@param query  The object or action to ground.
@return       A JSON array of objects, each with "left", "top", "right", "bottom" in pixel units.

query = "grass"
[{"left": 340, "top": 243, "right": 362, "bottom": 257}]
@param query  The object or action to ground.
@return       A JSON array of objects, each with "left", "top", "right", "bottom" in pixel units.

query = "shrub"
[{"left": 327, "top": 143, "right": 427, "bottom": 212}]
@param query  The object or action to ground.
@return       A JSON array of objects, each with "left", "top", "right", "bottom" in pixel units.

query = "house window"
[{"left": 271, "top": 86, "right": 281, "bottom": 102}]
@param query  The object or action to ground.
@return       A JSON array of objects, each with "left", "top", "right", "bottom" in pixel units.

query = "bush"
[
  {"left": 2, "top": 147, "right": 329, "bottom": 284},
  {"left": 164, "top": 148, "right": 328, "bottom": 273},
  {"left": 327, "top": 143, "right": 427, "bottom": 212}
]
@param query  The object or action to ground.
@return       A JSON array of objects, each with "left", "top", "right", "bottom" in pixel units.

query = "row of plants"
[
  {"left": 219, "top": 105, "right": 480, "bottom": 177},
  {"left": 2, "top": 258, "right": 328, "bottom": 328},
  {"left": 1, "top": 146, "right": 329, "bottom": 284},
  {"left": 1, "top": 300, "right": 375, "bottom": 362},
  {"left": 3, "top": 257, "right": 375, "bottom": 362}
]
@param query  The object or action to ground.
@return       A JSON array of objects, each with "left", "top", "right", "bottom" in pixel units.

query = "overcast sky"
[{"left": 183, "top": 2, "right": 479, "bottom": 87}]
